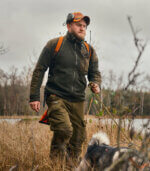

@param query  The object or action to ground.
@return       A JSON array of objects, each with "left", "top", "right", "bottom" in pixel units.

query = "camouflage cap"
[{"left": 66, "top": 12, "right": 90, "bottom": 25}]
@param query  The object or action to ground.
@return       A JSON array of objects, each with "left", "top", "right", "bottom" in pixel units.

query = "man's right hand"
[{"left": 29, "top": 101, "right": 40, "bottom": 112}]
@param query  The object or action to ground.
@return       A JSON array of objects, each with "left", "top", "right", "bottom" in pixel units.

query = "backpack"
[{"left": 54, "top": 36, "right": 92, "bottom": 58}]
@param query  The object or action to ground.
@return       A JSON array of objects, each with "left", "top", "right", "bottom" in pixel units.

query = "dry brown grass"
[{"left": 0, "top": 116, "right": 149, "bottom": 171}]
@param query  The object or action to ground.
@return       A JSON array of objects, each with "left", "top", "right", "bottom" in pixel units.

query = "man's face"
[{"left": 67, "top": 19, "right": 87, "bottom": 40}]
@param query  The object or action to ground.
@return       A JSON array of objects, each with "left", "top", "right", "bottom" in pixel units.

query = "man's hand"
[
  {"left": 89, "top": 83, "right": 100, "bottom": 94},
  {"left": 29, "top": 101, "right": 40, "bottom": 112}
]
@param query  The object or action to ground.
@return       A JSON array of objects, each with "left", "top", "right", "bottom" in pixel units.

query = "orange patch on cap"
[{"left": 73, "top": 12, "right": 90, "bottom": 25}]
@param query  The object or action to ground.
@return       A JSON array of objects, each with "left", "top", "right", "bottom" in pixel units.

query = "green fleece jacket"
[{"left": 30, "top": 32, "right": 101, "bottom": 102}]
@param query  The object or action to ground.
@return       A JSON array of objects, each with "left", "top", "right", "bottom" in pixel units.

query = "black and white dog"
[{"left": 76, "top": 132, "right": 149, "bottom": 171}]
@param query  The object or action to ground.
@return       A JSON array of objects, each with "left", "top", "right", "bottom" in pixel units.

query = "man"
[{"left": 29, "top": 12, "right": 101, "bottom": 165}]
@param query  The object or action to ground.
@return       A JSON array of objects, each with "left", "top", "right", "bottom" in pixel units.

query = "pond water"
[
  {"left": 0, "top": 118, "right": 149, "bottom": 133},
  {"left": 99, "top": 118, "right": 150, "bottom": 134},
  {"left": 0, "top": 118, "right": 22, "bottom": 124}
]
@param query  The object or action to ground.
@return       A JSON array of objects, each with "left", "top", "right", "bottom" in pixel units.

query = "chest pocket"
[{"left": 79, "top": 43, "right": 91, "bottom": 75}]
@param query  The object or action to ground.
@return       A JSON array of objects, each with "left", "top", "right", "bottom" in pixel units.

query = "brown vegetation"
[{"left": 0, "top": 116, "right": 149, "bottom": 170}]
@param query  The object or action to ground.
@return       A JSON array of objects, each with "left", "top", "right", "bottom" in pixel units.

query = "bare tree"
[{"left": 124, "top": 16, "right": 147, "bottom": 90}]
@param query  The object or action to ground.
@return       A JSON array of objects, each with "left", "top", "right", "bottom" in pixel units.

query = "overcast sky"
[{"left": 0, "top": 0, "right": 150, "bottom": 81}]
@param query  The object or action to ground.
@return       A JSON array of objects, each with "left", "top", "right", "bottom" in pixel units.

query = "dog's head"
[
  {"left": 88, "top": 131, "right": 110, "bottom": 146},
  {"left": 76, "top": 132, "right": 110, "bottom": 171}
]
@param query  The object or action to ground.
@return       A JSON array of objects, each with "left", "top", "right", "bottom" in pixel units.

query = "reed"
[{"left": 0, "top": 116, "right": 149, "bottom": 170}]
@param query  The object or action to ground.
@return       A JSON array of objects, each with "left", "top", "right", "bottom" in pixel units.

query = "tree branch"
[{"left": 124, "top": 16, "right": 147, "bottom": 90}]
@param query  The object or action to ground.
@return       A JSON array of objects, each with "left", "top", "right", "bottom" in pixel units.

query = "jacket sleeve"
[
  {"left": 29, "top": 46, "right": 51, "bottom": 102},
  {"left": 88, "top": 46, "right": 101, "bottom": 86},
  {"left": 29, "top": 37, "right": 58, "bottom": 102}
]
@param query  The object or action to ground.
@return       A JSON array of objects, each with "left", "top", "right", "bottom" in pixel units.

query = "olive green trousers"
[{"left": 46, "top": 94, "right": 86, "bottom": 163}]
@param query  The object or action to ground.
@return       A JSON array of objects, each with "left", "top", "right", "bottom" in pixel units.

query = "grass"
[{"left": 0, "top": 116, "right": 149, "bottom": 170}]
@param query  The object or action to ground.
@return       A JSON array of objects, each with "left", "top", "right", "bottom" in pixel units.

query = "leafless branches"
[
  {"left": 124, "top": 16, "right": 147, "bottom": 90},
  {"left": 105, "top": 149, "right": 150, "bottom": 171}
]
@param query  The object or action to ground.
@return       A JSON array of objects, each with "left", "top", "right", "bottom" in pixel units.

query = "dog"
[{"left": 76, "top": 132, "right": 149, "bottom": 171}]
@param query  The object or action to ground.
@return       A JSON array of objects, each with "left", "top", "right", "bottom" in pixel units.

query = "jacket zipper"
[{"left": 72, "top": 43, "right": 78, "bottom": 92}]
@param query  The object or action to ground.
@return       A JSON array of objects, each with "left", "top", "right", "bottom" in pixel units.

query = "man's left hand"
[{"left": 90, "top": 83, "right": 100, "bottom": 94}]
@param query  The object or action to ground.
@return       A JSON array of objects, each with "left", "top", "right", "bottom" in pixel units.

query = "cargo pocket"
[
  {"left": 84, "top": 57, "right": 90, "bottom": 74},
  {"left": 46, "top": 95, "right": 61, "bottom": 128},
  {"left": 80, "top": 57, "right": 90, "bottom": 75},
  {"left": 46, "top": 96, "right": 72, "bottom": 132}
]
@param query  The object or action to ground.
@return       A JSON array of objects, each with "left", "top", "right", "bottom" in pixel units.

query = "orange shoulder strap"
[
  {"left": 54, "top": 37, "right": 91, "bottom": 58},
  {"left": 54, "top": 36, "right": 64, "bottom": 53},
  {"left": 84, "top": 42, "right": 92, "bottom": 58}
]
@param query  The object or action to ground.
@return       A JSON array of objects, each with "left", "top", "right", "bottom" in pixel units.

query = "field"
[{"left": 0, "top": 115, "right": 149, "bottom": 170}]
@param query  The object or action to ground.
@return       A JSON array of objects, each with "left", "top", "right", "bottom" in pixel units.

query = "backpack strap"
[
  {"left": 49, "top": 37, "right": 64, "bottom": 77},
  {"left": 54, "top": 36, "right": 64, "bottom": 54},
  {"left": 84, "top": 42, "right": 92, "bottom": 58},
  {"left": 54, "top": 36, "right": 91, "bottom": 58}
]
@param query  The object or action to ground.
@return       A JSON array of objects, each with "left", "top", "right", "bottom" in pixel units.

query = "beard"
[{"left": 72, "top": 30, "right": 86, "bottom": 41}]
